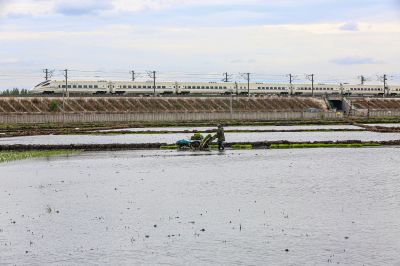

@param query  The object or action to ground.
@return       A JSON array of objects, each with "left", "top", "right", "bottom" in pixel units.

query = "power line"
[
  {"left": 43, "top": 69, "right": 54, "bottom": 81},
  {"left": 239, "top": 72, "right": 251, "bottom": 96},
  {"left": 306, "top": 74, "right": 315, "bottom": 96},
  {"left": 378, "top": 74, "right": 388, "bottom": 97},
  {"left": 222, "top": 72, "right": 233, "bottom": 82},
  {"left": 358, "top": 75, "right": 367, "bottom": 85},
  {"left": 130, "top": 70, "right": 135, "bottom": 81},
  {"left": 147, "top": 71, "right": 157, "bottom": 96}
]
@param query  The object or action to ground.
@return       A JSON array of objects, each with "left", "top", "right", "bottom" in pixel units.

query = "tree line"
[{"left": 1, "top": 88, "right": 30, "bottom": 95}]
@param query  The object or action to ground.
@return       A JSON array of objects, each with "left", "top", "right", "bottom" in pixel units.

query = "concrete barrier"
[
  {"left": 349, "top": 109, "right": 400, "bottom": 117},
  {"left": 0, "top": 111, "right": 342, "bottom": 124}
]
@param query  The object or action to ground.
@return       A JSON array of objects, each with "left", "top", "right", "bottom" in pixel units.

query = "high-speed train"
[{"left": 31, "top": 79, "right": 400, "bottom": 96}]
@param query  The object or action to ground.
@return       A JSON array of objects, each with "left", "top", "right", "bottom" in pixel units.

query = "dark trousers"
[{"left": 218, "top": 141, "right": 225, "bottom": 150}]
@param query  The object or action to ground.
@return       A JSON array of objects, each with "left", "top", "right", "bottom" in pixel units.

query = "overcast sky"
[{"left": 0, "top": 0, "right": 400, "bottom": 89}]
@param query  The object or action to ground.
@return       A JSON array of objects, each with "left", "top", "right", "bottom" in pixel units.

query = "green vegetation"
[
  {"left": 48, "top": 100, "right": 59, "bottom": 112},
  {"left": 191, "top": 133, "right": 204, "bottom": 140},
  {"left": 1, "top": 88, "right": 29, "bottom": 95},
  {"left": 160, "top": 145, "right": 178, "bottom": 149},
  {"left": 231, "top": 144, "right": 253, "bottom": 149},
  {"left": 0, "top": 150, "right": 81, "bottom": 163},
  {"left": 269, "top": 143, "right": 381, "bottom": 149}
]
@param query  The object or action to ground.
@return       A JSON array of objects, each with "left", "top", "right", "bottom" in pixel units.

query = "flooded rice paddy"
[
  {"left": 98, "top": 125, "right": 363, "bottom": 132},
  {"left": 1, "top": 131, "right": 400, "bottom": 145},
  {"left": 1, "top": 148, "right": 400, "bottom": 265},
  {"left": 366, "top": 123, "right": 400, "bottom": 128}
]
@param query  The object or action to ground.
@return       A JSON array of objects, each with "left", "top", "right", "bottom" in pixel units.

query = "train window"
[
  {"left": 62, "top": 85, "right": 66, "bottom": 88},
  {"left": 72, "top": 85, "right": 77, "bottom": 88},
  {"left": 58, "top": 85, "right": 61, "bottom": 88},
  {"left": 206, "top": 86, "right": 209, "bottom": 89},
  {"left": 67, "top": 85, "right": 71, "bottom": 88},
  {"left": 122, "top": 85, "right": 126, "bottom": 89},
  {"left": 128, "top": 85, "right": 131, "bottom": 88},
  {"left": 162, "top": 86, "right": 166, "bottom": 89},
  {"left": 224, "top": 86, "right": 227, "bottom": 89},
  {"left": 138, "top": 85, "right": 142, "bottom": 88},
  {"left": 157, "top": 86, "right": 161, "bottom": 89},
  {"left": 219, "top": 86, "right": 222, "bottom": 89},
  {"left": 94, "top": 85, "right": 98, "bottom": 88},
  {"left": 201, "top": 86, "right": 204, "bottom": 89},
  {"left": 89, "top": 85, "right": 93, "bottom": 88},
  {"left": 78, "top": 85, "right": 82, "bottom": 88},
  {"left": 148, "top": 86, "right": 151, "bottom": 89}
]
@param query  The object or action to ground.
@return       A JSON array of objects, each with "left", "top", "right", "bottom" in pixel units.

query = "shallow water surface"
[
  {"left": 1, "top": 148, "right": 400, "bottom": 265},
  {"left": 98, "top": 125, "right": 362, "bottom": 132},
  {"left": 366, "top": 123, "right": 400, "bottom": 128},
  {"left": 1, "top": 131, "right": 400, "bottom": 145}
]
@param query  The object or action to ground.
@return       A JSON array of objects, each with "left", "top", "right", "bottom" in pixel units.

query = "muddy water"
[
  {"left": 98, "top": 125, "right": 362, "bottom": 132},
  {"left": 1, "top": 131, "right": 400, "bottom": 145},
  {"left": 1, "top": 148, "right": 400, "bottom": 265},
  {"left": 366, "top": 123, "right": 400, "bottom": 128}
]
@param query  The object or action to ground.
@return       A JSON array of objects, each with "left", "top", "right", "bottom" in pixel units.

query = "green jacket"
[{"left": 215, "top": 128, "right": 225, "bottom": 141}]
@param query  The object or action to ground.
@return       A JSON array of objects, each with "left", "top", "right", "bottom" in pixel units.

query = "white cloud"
[
  {"left": 339, "top": 22, "right": 359, "bottom": 31},
  {"left": 0, "top": 0, "right": 54, "bottom": 17},
  {"left": 0, "top": 0, "right": 266, "bottom": 17},
  {"left": 1, "top": 0, "right": 400, "bottom": 89},
  {"left": 2, "top": 21, "right": 399, "bottom": 76},
  {"left": 0, "top": 58, "right": 20, "bottom": 64},
  {"left": 263, "top": 22, "right": 400, "bottom": 34}
]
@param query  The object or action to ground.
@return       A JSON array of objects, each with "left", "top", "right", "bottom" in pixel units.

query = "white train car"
[
  {"left": 251, "top": 83, "right": 291, "bottom": 95},
  {"left": 112, "top": 81, "right": 176, "bottom": 95},
  {"left": 32, "top": 80, "right": 109, "bottom": 94},
  {"left": 177, "top": 82, "right": 234, "bottom": 94},
  {"left": 31, "top": 79, "right": 400, "bottom": 97},
  {"left": 342, "top": 84, "right": 385, "bottom": 96},
  {"left": 292, "top": 84, "right": 341, "bottom": 95},
  {"left": 388, "top": 85, "right": 400, "bottom": 96}
]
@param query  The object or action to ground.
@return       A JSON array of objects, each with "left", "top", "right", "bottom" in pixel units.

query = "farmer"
[{"left": 214, "top": 124, "right": 225, "bottom": 151}]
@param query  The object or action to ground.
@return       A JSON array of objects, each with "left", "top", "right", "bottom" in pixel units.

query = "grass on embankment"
[
  {"left": 269, "top": 143, "right": 381, "bottom": 149},
  {"left": 0, "top": 150, "right": 82, "bottom": 163}
]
